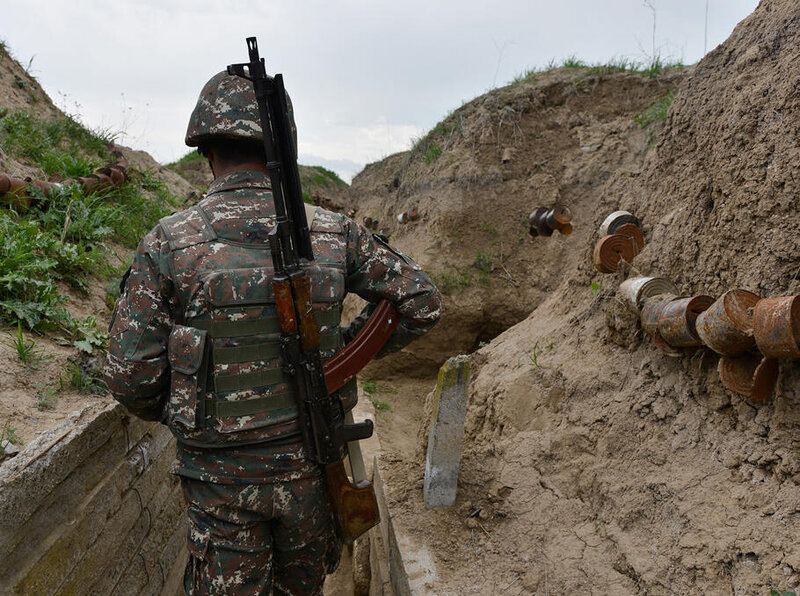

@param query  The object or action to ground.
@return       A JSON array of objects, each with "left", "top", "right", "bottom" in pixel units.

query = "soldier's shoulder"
[
  {"left": 309, "top": 205, "right": 350, "bottom": 234},
  {"left": 158, "top": 205, "right": 215, "bottom": 250}
]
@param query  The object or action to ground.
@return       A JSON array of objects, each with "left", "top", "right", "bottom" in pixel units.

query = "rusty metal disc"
[
  {"left": 613, "top": 222, "right": 645, "bottom": 253},
  {"left": 593, "top": 234, "right": 636, "bottom": 273},
  {"left": 753, "top": 295, "right": 800, "bottom": 359},
  {"left": 718, "top": 353, "right": 778, "bottom": 403},
  {"left": 696, "top": 289, "right": 760, "bottom": 357}
]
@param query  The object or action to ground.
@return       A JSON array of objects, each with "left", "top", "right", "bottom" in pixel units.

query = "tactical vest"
[{"left": 159, "top": 202, "right": 355, "bottom": 447}]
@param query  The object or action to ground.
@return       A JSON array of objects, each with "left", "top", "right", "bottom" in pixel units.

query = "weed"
[
  {"left": 770, "top": 591, "right": 797, "bottom": 596},
  {"left": 0, "top": 420, "right": 21, "bottom": 456},
  {"left": 35, "top": 385, "right": 58, "bottom": 411},
  {"left": 72, "top": 316, "right": 108, "bottom": 354},
  {"left": 524, "top": 342, "right": 542, "bottom": 369},
  {"left": 5, "top": 321, "right": 43, "bottom": 365},
  {"left": 63, "top": 361, "right": 96, "bottom": 392},
  {"left": 430, "top": 269, "right": 472, "bottom": 293},
  {"left": 370, "top": 398, "right": 391, "bottom": 413},
  {"left": 422, "top": 143, "right": 442, "bottom": 164},
  {"left": 473, "top": 251, "right": 493, "bottom": 287},
  {"left": 561, "top": 55, "right": 586, "bottom": 69},
  {"left": 590, "top": 282, "right": 603, "bottom": 294},
  {"left": 362, "top": 381, "right": 378, "bottom": 395},
  {"left": 634, "top": 92, "right": 675, "bottom": 129}
]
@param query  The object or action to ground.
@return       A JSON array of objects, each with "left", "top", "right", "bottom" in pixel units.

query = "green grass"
[
  {"left": 509, "top": 55, "right": 683, "bottom": 87},
  {"left": 0, "top": 419, "right": 21, "bottom": 456},
  {"left": 362, "top": 381, "right": 393, "bottom": 412},
  {"left": 429, "top": 269, "right": 472, "bottom": 293},
  {"left": 165, "top": 150, "right": 205, "bottom": 167},
  {"left": 0, "top": 109, "right": 178, "bottom": 332},
  {"left": 35, "top": 385, "right": 58, "bottom": 411},
  {"left": 301, "top": 165, "right": 347, "bottom": 189},
  {"left": 634, "top": 92, "right": 675, "bottom": 129},
  {"left": 4, "top": 322, "right": 45, "bottom": 366},
  {"left": 0, "top": 111, "right": 113, "bottom": 177}
]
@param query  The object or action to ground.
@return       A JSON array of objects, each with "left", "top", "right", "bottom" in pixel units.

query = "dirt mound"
[
  {"left": 380, "top": 1, "right": 800, "bottom": 594},
  {"left": 346, "top": 67, "right": 685, "bottom": 376}
]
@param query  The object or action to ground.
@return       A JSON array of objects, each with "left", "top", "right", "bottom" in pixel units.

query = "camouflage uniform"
[{"left": 103, "top": 72, "right": 441, "bottom": 596}]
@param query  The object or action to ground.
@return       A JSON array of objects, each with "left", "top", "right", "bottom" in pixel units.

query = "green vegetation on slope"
[{"left": 0, "top": 110, "right": 179, "bottom": 333}]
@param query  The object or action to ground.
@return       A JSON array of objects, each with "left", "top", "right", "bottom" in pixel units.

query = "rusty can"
[
  {"left": 657, "top": 295, "right": 714, "bottom": 348},
  {"left": 718, "top": 354, "right": 779, "bottom": 403},
  {"left": 640, "top": 294, "right": 677, "bottom": 337},
  {"left": 599, "top": 210, "right": 641, "bottom": 236},
  {"left": 695, "top": 289, "right": 760, "bottom": 357},
  {"left": 752, "top": 295, "right": 800, "bottom": 359},
  {"left": 619, "top": 277, "right": 679, "bottom": 310}
]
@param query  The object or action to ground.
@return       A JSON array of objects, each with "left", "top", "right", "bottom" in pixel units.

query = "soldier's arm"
[
  {"left": 103, "top": 227, "right": 175, "bottom": 421},
  {"left": 343, "top": 220, "right": 442, "bottom": 355}
]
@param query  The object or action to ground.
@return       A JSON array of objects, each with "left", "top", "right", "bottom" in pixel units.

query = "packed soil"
[{"left": 346, "top": 0, "right": 800, "bottom": 594}]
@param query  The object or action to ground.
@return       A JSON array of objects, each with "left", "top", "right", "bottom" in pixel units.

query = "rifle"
[{"left": 227, "top": 37, "right": 398, "bottom": 544}]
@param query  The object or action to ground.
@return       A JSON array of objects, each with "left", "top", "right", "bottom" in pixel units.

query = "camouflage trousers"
[{"left": 181, "top": 475, "right": 341, "bottom": 595}]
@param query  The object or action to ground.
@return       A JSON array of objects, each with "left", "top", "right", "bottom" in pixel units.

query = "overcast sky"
[{"left": 3, "top": 0, "right": 759, "bottom": 182}]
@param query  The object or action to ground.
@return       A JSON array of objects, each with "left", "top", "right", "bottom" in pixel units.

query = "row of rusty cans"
[
  {"left": 635, "top": 286, "right": 800, "bottom": 403},
  {"left": 593, "top": 211, "right": 645, "bottom": 273},
  {"left": 0, "top": 160, "right": 130, "bottom": 211},
  {"left": 529, "top": 205, "right": 573, "bottom": 237}
]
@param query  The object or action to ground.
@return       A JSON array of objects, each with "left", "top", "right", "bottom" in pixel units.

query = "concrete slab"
[{"left": 423, "top": 355, "right": 471, "bottom": 508}]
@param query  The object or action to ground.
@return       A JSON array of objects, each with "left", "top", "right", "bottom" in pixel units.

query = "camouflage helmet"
[{"left": 185, "top": 71, "right": 297, "bottom": 153}]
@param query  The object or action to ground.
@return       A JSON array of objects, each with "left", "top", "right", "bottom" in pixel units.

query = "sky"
[{"left": 2, "top": 0, "right": 759, "bottom": 182}]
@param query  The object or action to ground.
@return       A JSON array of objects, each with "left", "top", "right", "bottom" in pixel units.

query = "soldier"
[{"left": 103, "top": 71, "right": 441, "bottom": 595}]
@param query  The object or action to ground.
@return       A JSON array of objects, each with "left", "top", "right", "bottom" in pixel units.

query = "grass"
[
  {"left": 35, "top": 385, "right": 58, "bottom": 411},
  {"left": 634, "top": 92, "right": 675, "bottom": 129},
  {"left": 62, "top": 361, "right": 99, "bottom": 393},
  {"left": 4, "top": 322, "right": 46, "bottom": 366},
  {"left": 362, "top": 381, "right": 393, "bottom": 413},
  {"left": 410, "top": 109, "right": 464, "bottom": 166},
  {"left": 301, "top": 165, "right": 347, "bottom": 189},
  {"left": 508, "top": 55, "right": 683, "bottom": 87},
  {"left": 429, "top": 269, "right": 472, "bottom": 293},
  {"left": 473, "top": 252, "right": 492, "bottom": 287},
  {"left": 165, "top": 150, "right": 205, "bottom": 167},
  {"left": 0, "top": 109, "right": 178, "bottom": 332},
  {"left": 0, "top": 111, "right": 113, "bottom": 177},
  {"left": 0, "top": 419, "right": 21, "bottom": 455}
]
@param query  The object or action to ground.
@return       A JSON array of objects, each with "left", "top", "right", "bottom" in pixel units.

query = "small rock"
[
  {"left": 465, "top": 518, "right": 478, "bottom": 529},
  {"left": 1, "top": 440, "right": 20, "bottom": 461}
]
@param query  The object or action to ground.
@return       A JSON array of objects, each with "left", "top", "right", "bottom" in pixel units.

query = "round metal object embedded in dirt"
[
  {"left": 640, "top": 294, "right": 677, "bottom": 338},
  {"left": 593, "top": 234, "right": 637, "bottom": 273},
  {"left": 619, "top": 277, "right": 679, "bottom": 311},
  {"left": 599, "top": 210, "right": 641, "bottom": 236},
  {"left": 696, "top": 289, "right": 761, "bottom": 357},
  {"left": 752, "top": 295, "right": 800, "bottom": 359},
  {"left": 718, "top": 353, "right": 779, "bottom": 403},
  {"left": 613, "top": 222, "right": 645, "bottom": 253},
  {"left": 657, "top": 295, "right": 715, "bottom": 348}
]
